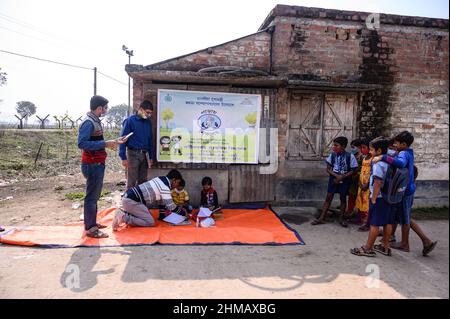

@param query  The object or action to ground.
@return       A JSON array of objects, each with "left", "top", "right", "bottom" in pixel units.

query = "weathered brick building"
[{"left": 126, "top": 5, "right": 449, "bottom": 207}]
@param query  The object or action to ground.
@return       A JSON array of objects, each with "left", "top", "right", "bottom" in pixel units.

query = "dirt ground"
[{"left": 0, "top": 172, "right": 448, "bottom": 299}]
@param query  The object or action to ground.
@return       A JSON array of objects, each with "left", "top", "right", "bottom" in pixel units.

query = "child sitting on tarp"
[
  {"left": 200, "top": 176, "right": 223, "bottom": 220},
  {"left": 171, "top": 179, "right": 193, "bottom": 214}
]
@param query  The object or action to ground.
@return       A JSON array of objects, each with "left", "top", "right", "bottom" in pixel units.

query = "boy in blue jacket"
[{"left": 372, "top": 131, "right": 437, "bottom": 256}]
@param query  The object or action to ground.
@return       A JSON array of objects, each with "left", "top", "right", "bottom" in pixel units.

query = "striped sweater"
[{"left": 125, "top": 176, "right": 177, "bottom": 211}]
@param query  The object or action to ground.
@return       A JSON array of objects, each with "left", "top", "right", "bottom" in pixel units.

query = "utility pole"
[
  {"left": 93, "top": 67, "right": 97, "bottom": 95},
  {"left": 122, "top": 45, "right": 134, "bottom": 116}
]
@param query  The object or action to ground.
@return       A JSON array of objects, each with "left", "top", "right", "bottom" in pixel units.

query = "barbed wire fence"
[{"left": 0, "top": 115, "right": 126, "bottom": 179}]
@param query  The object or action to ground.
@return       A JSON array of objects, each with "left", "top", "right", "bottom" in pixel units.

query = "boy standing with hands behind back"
[{"left": 312, "top": 136, "right": 358, "bottom": 227}]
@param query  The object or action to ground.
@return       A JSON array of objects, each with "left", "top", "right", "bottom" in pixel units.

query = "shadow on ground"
[{"left": 56, "top": 207, "right": 448, "bottom": 298}]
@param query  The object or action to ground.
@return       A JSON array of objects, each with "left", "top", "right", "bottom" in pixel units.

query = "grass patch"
[
  {"left": 64, "top": 190, "right": 111, "bottom": 201},
  {"left": 411, "top": 207, "right": 449, "bottom": 220},
  {"left": 65, "top": 192, "right": 85, "bottom": 201}
]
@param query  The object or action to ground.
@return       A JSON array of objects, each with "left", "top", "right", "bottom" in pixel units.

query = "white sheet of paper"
[
  {"left": 198, "top": 207, "right": 213, "bottom": 218},
  {"left": 200, "top": 217, "right": 215, "bottom": 228},
  {"left": 119, "top": 132, "right": 134, "bottom": 142},
  {"left": 163, "top": 212, "right": 186, "bottom": 225}
]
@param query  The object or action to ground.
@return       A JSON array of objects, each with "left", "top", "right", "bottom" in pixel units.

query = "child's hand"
[
  {"left": 372, "top": 156, "right": 382, "bottom": 164},
  {"left": 105, "top": 140, "right": 119, "bottom": 150}
]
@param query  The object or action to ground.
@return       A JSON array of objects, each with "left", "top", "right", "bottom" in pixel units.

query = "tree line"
[{"left": 9, "top": 101, "right": 129, "bottom": 130}]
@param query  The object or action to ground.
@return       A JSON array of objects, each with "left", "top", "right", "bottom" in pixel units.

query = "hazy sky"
[{"left": 0, "top": 0, "right": 448, "bottom": 124}]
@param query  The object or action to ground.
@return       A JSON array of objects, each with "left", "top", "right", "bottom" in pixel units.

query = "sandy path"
[{"left": 1, "top": 204, "right": 448, "bottom": 298}]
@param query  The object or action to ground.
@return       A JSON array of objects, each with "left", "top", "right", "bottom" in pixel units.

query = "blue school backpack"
[{"left": 381, "top": 165, "right": 410, "bottom": 204}]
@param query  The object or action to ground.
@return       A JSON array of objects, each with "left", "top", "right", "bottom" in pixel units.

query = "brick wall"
[
  {"left": 147, "top": 32, "right": 271, "bottom": 72},
  {"left": 271, "top": 16, "right": 449, "bottom": 179},
  {"left": 272, "top": 17, "right": 362, "bottom": 81}
]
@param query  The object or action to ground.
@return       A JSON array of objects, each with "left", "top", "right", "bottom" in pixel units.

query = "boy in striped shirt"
[{"left": 112, "top": 169, "right": 184, "bottom": 230}]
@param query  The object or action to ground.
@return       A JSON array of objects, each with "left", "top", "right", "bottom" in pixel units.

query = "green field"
[{"left": 0, "top": 129, "right": 122, "bottom": 180}]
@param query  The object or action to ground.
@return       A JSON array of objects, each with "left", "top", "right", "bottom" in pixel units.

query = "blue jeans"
[{"left": 81, "top": 163, "right": 105, "bottom": 231}]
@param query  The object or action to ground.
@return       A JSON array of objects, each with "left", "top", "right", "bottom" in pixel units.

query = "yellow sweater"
[{"left": 171, "top": 189, "right": 190, "bottom": 206}]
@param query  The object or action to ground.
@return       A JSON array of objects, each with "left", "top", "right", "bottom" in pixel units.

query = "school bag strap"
[{"left": 330, "top": 151, "right": 352, "bottom": 172}]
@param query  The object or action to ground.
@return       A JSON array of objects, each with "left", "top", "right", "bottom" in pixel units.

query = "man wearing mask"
[
  {"left": 119, "top": 100, "right": 154, "bottom": 189},
  {"left": 78, "top": 95, "right": 125, "bottom": 238}
]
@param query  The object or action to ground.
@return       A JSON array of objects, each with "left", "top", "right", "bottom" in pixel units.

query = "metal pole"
[
  {"left": 94, "top": 67, "right": 97, "bottom": 95},
  {"left": 128, "top": 55, "right": 131, "bottom": 116}
]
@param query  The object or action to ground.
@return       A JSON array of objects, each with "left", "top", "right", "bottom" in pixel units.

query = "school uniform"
[
  {"left": 368, "top": 161, "right": 394, "bottom": 227},
  {"left": 325, "top": 151, "right": 359, "bottom": 196}
]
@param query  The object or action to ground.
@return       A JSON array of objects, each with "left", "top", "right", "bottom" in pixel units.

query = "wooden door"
[
  {"left": 287, "top": 93, "right": 323, "bottom": 160},
  {"left": 321, "top": 93, "right": 356, "bottom": 156},
  {"left": 287, "top": 91, "right": 357, "bottom": 160}
]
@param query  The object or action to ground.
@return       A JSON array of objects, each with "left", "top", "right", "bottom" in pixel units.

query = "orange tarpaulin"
[{"left": 0, "top": 207, "right": 304, "bottom": 248}]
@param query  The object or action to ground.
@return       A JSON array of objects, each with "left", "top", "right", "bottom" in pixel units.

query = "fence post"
[
  {"left": 34, "top": 142, "right": 44, "bottom": 167},
  {"left": 14, "top": 114, "right": 26, "bottom": 129}
]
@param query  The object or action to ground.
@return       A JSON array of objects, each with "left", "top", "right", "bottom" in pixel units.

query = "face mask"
[
  {"left": 387, "top": 149, "right": 397, "bottom": 157},
  {"left": 351, "top": 148, "right": 358, "bottom": 155},
  {"left": 138, "top": 111, "right": 148, "bottom": 120},
  {"left": 332, "top": 146, "right": 338, "bottom": 153},
  {"left": 361, "top": 148, "right": 369, "bottom": 155}
]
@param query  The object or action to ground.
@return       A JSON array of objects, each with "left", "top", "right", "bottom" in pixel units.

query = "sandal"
[
  {"left": 350, "top": 246, "right": 376, "bottom": 257},
  {"left": 374, "top": 244, "right": 392, "bottom": 256},
  {"left": 311, "top": 219, "right": 326, "bottom": 226},
  {"left": 97, "top": 223, "right": 107, "bottom": 229},
  {"left": 86, "top": 228, "right": 109, "bottom": 239},
  {"left": 340, "top": 220, "right": 349, "bottom": 228},
  {"left": 422, "top": 241, "right": 437, "bottom": 256}
]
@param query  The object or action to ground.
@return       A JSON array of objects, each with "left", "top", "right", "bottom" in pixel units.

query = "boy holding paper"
[{"left": 119, "top": 100, "right": 154, "bottom": 189}]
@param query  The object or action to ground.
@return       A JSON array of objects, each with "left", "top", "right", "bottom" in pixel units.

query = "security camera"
[{"left": 122, "top": 45, "right": 128, "bottom": 51}]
